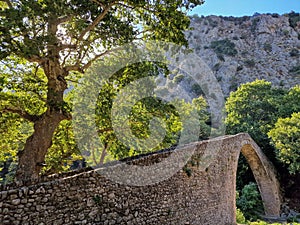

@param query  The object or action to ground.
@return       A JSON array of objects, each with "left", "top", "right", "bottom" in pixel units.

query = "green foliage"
[
  {"left": 226, "top": 80, "right": 287, "bottom": 191},
  {"left": 263, "top": 43, "right": 272, "bottom": 52},
  {"left": 42, "top": 120, "right": 82, "bottom": 175},
  {"left": 290, "top": 48, "right": 299, "bottom": 57},
  {"left": 283, "top": 30, "right": 290, "bottom": 36},
  {"left": 268, "top": 112, "right": 300, "bottom": 174},
  {"left": 236, "top": 208, "right": 246, "bottom": 224},
  {"left": 74, "top": 60, "right": 210, "bottom": 165},
  {"left": 225, "top": 80, "right": 286, "bottom": 150},
  {"left": 183, "top": 165, "right": 192, "bottom": 177},
  {"left": 278, "top": 85, "right": 300, "bottom": 117},
  {"left": 0, "top": 0, "right": 205, "bottom": 180},
  {"left": 191, "top": 83, "right": 204, "bottom": 96},
  {"left": 287, "top": 11, "right": 300, "bottom": 29},
  {"left": 209, "top": 39, "right": 238, "bottom": 58},
  {"left": 173, "top": 74, "right": 185, "bottom": 84},
  {"left": 0, "top": 57, "right": 83, "bottom": 181},
  {"left": 0, "top": 0, "right": 203, "bottom": 61},
  {"left": 207, "top": 17, "right": 218, "bottom": 27},
  {"left": 244, "top": 59, "right": 256, "bottom": 67},
  {"left": 226, "top": 81, "right": 300, "bottom": 179},
  {"left": 251, "top": 18, "right": 260, "bottom": 33},
  {"left": 236, "top": 182, "right": 264, "bottom": 221},
  {"left": 289, "top": 65, "right": 300, "bottom": 75},
  {"left": 249, "top": 222, "right": 300, "bottom": 225},
  {"left": 227, "top": 81, "right": 300, "bottom": 219}
]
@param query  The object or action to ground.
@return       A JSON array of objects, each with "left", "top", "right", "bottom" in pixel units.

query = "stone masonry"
[{"left": 0, "top": 133, "right": 281, "bottom": 225}]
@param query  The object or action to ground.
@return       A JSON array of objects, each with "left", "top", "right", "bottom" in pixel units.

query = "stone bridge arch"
[
  {"left": 239, "top": 136, "right": 282, "bottom": 216},
  {"left": 0, "top": 133, "right": 282, "bottom": 225}
]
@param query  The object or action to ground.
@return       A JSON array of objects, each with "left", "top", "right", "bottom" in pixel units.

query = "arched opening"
[{"left": 239, "top": 141, "right": 282, "bottom": 216}]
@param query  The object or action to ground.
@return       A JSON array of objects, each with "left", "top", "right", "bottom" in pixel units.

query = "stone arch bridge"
[{"left": 0, "top": 133, "right": 281, "bottom": 225}]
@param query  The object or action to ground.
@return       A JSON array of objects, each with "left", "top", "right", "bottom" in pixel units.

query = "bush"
[
  {"left": 209, "top": 39, "right": 238, "bottom": 57},
  {"left": 236, "top": 182, "right": 264, "bottom": 221},
  {"left": 236, "top": 208, "right": 246, "bottom": 224},
  {"left": 283, "top": 29, "right": 290, "bottom": 36},
  {"left": 249, "top": 222, "right": 300, "bottom": 225},
  {"left": 289, "top": 65, "right": 300, "bottom": 75},
  {"left": 191, "top": 83, "right": 204, "bottom": 96},
  {"left": 244, "top": 59, "right": 256, "bottom": 67},
  {"left": 290, "top": 48, "right": 299, "bottom": 57},
  {"left": 288, "top": 11, "right": 300, "bottom": 28},
  {"left": 268, "top": 112, "right": 300, "bottom": 174},
  {"left": 251, "top": 18, "right": 260, "bottom": 33},
  {"left": 173, "top": 74, "right": 184, "bottom": 84},
  {"left": 207, "top": 17, "right": 218, "bottom": 27},
  {"left": 263, "top": 43, "right": 272, "bottom": 52}
]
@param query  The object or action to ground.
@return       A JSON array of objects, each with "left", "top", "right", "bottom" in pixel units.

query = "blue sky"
[{"left": 189, "top": 0, "right": 300, "bottom": 17}]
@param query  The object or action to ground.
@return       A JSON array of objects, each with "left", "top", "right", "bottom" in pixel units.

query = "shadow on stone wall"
[{"left": 0, "top": 133, "right": 281, "bottom": 225}]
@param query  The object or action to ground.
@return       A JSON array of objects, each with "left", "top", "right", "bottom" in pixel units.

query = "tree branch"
[
  {"left": 27, "top": 55, "right": 45, "bottom": 64},
  {"left": 82, "top": 48, "right": 117, "bottom": 71},
  {"left": 78, "top": 2, "right": 115, "bottom": 42},
  {"left": 58, "top": 44, "right": 77, "bottom": 51},
  {"left": 2, "top": 107, "right": 39, "bottom": 122},
  {"left": 64, "top": 47, "right": 117, "bottom": 73},
  {"left": 56, "top": 15, "right": 73, "bottom": 25},
  {"left": 64, "top": 64, "right": 84, "bottom": 73}
]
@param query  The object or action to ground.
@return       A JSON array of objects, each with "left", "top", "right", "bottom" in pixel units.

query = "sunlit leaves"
[
  {"left": 225, "top": 79, "right": 286, "bottom": 147},
  {"left": 268, "top": 112, "right": 300, "bottom": 174},
  {"left": 226, "top": 80, "right": 300, "bottom": 174}
]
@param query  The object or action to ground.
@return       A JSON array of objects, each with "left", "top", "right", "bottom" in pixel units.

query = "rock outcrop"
[{"left": 183, "top": 13, "right": 300, "bottom": 95}]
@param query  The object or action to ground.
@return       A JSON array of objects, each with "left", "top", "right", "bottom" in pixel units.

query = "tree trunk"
[
  {"left": 15, "top": 110, "right": 66, "bottom": 181},
  {"left": 15, "top": 58, "right": 70, "bottom": 181}
]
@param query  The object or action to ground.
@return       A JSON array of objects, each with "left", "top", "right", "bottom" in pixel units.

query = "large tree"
[{"left": 0, "top": 0, "right": 204, "bottom": 181}]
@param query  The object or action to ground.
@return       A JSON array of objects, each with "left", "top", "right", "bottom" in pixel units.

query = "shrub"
[
  {"left": 191, "top": 83, "right": 204, "bottom": 96},
  {"left": 236, "top": 208, "right": 246, "bottom": 224},
  {"left": 288, "top": 11, "right": 300, "bottom": 28},
  {"left": 207, "top": 17, "right": 218, "bottom": 27},
  {"left": 251, "top": 18, "right": 260, "bottom": 33},
  {"left": 244, "top": 59, "right": 256, "bottom": 67},
  {"left": 283, "top": 29, "right": 289, "bottom": 36},
  {"left": 263, "top": 43, "right": 272, "bottom": 52},
  {"left": 173, "top": 74, "right": 184, "bottom": 84},
  {"left": 271, "top": 13, "right": 279, "bottom": 18},
  {"left": 190, "top": 14, "right": 202, "bottom": 23},
  {"left": 209, "top": 39, "right": 238, "bottom": 57},
  {"left": 237, "top": 65, "right": 243, "bottom": 71},
  {"left": 290, "top": 48, "right": 299, "bottom": 57},
  {"left": 183, "top": 165, "right": 192, "bottom": 177},
  {"left": 236, "top": 182, "right": 264, "bottom": 221},
  {"left": 289, "top": 65, "right": 300, "bottom": 75}
]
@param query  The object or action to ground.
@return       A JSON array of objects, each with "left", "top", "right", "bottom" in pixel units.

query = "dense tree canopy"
[
  {"left": 225, "top": 79, "right": 286, "bottom": 151},
  {"left": 226, "top": 80, "right": 300, "bottom": 177},
  {"left": 0, "top": 0, "right": 204, "bottom": 181},
  {"left": 268, "top": 112, "right": 300, "bottom": 174}
]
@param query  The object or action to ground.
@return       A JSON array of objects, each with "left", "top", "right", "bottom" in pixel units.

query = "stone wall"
[{"left": 0, "top": 133, "right": 281, "bottom": 225}]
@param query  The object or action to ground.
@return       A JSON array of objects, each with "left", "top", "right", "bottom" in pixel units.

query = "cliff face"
[{"left": 187, "top": 13, "right": 300, "bottom": 95}]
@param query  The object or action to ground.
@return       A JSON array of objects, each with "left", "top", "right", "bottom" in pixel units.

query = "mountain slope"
[{"left": 187, "top": 12, "right": 300, "bottom": 95}]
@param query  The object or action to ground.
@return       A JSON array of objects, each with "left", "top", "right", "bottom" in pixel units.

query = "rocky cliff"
[{"left": 184, "top": 12, "right": 300, "bottom": 95}]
